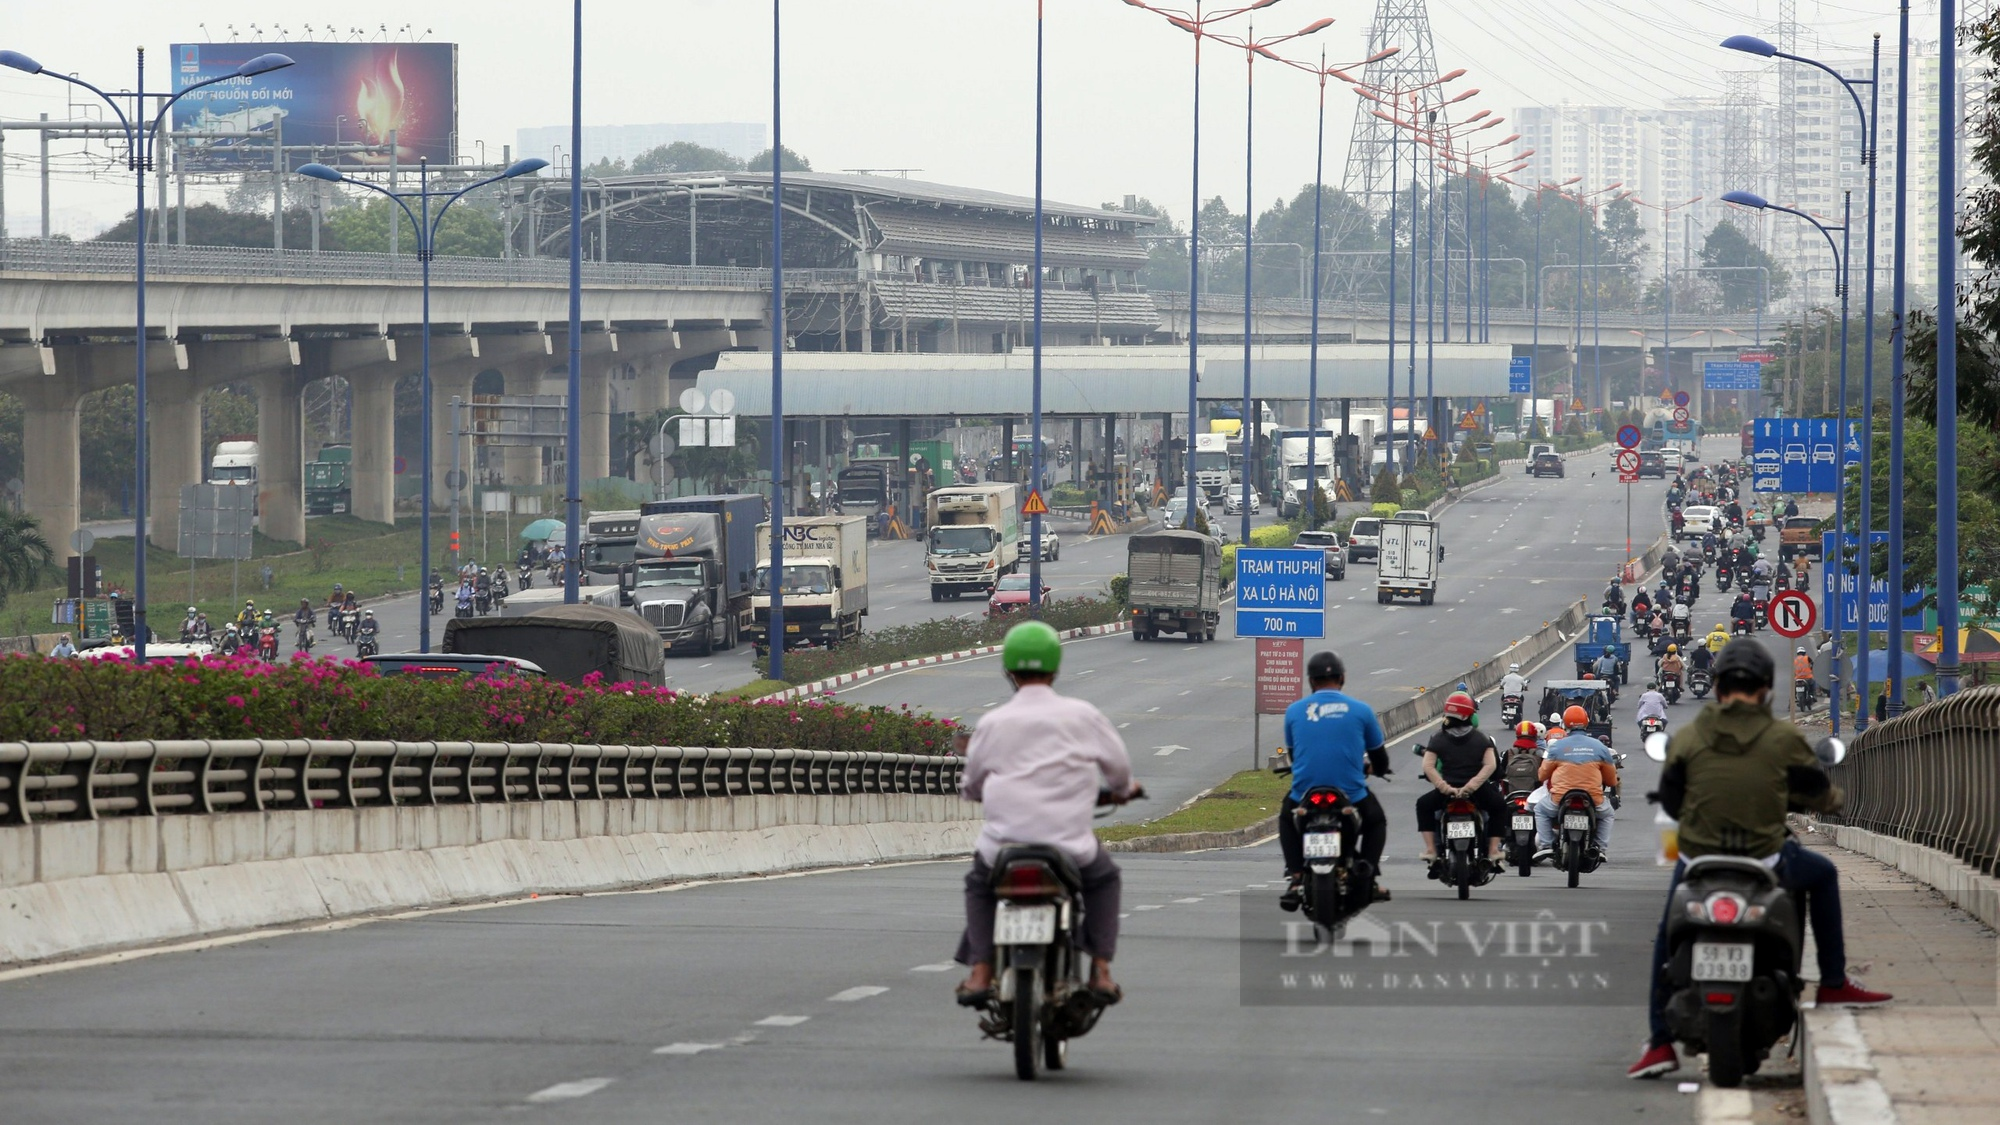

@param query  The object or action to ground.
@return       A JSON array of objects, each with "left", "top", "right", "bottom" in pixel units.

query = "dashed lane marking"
[
  {"left": 911, "top": 963, "right": 957, "bottom": 973},
  {"left": 755, "top": 1015, "right": 811, "bottom": 1027},
  {"left": 527, "top": 1078, "right": 615, "bottom": 1101},
  {"left": 829, "top": 986, "right": 889, "bottom": 1002}
]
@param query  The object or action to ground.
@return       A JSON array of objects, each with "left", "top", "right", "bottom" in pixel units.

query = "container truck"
[
  {"left": 304, "top": 444, "right": 352, "bottom": 515},
  {"left": 210, "top": 438, "right": 258, "bottom": 485},
  {"left": 580, "top": 510, "right": 642, "bottom": 579},
  {"left": 634, "top": 494, "right": 762, "bottom": 648},
  {"left": 835, "top": 458, "right": 902, "bottom": 531},
  {"left": 925, "top": 482, "right": 1020, "bottom": 600},
  {"left": 1193, "top": 432, "right": 1232, "bottom": 501},
  {"left": 1376, "top": 517, "right": 1441, "bottom": 605},
  {"left": 747, "top": 514, "right": 869, "bottom": 653},
  {"left": 616, "top": 511, "right": 738, "bottom": 655},
  {"left": 1274, "top": 429, "right": 1338, "bottom": 518}
]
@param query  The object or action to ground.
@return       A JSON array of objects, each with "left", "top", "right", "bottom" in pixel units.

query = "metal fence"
[
  {"left": 1828, "top": 685, "right": 2000, "bottom": 876},
  {"left": 1151, "top": 290, "right": 1765, "bottom": 334},
  {"left": 0, "top": 741, "right": 963, "bottom": 826}
]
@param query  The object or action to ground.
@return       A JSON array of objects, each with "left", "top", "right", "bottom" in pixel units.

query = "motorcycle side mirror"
[
  {"left": 1643, "top": 732, "right": 1670, "bottom": 762},
  {"left": 1815, "top": 737, "right": 1846, "bottom": 767},
  {"left": 1410, "top": 742, "right": 1426, "bottom": 756}
]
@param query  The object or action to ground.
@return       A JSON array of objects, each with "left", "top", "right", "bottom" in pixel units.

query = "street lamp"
[
  {"left": 1724, "top": 187, "right": 1855, "bottom": 733},
  {"left": 1264, "top": 44, "right": 1398, "bottom": 528},
  {"left": 1628, "top": 195, "right": 1704, "bottom": 400},
  {"left": 0, "top": 46, "right": 294, "bottom": 661},
  {"left": 1725, "top": 31, "right": 1880, "bottom": 725},
  {"left": 1120, "top": 0, "right": 1280, "bottom": 529},
  {"left": 297, "top": 156, "right": 548, "bottom": 653},
  {"left": 1886, "top": 0, "right": 1913, "bottom": 712}
]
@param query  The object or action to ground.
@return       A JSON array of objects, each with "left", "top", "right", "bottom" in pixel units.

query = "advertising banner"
[{"left": 170, "top": 42, "right": 457, "bottom": 170}]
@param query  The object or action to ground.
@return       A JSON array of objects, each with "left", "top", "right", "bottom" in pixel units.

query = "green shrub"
[
  {"left": 1370, "top": 467, "right": 1404, "bottom": 506},
  {"left": 763, "top": 596, "right": 1125, "bottom": 683},
  {"left": 1108, "top": 574, "right": 1129, "bottom": 607}
]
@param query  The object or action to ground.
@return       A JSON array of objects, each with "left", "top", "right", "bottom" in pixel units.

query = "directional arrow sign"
[{"left": 1152, "top": 745, "right": 1187, "bottom": 757}]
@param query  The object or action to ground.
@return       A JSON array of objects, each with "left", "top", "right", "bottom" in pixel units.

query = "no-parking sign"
[{"left": 1768, "top": 590, "right": 1817, "bottom": 639}]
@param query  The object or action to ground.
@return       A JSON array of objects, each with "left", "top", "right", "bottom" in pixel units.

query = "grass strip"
[{"left": 1096, "top": 767, "right": 1289, "bottom": 843}]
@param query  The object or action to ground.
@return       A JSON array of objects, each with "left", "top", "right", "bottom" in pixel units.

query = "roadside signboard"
[
  {"left": 1234, "top": 547, "right": 1325, "bottom": 639},
  {"left": 1616, "top": 424, "right": 1641, "bottom": 449},
  {"left": 1672, "top": 407, "right": 1692, "bottom": 424},
  {"left": 1255, "top": 638, "right": 1306, "bottom": 715},
  {"left": 1769, "top": 590, "right": 1817, "bottom": 639},
  {"left": 1703, "top": 360, "right": 1763, "bottom": 391},
  {"left": 1021, "top": 489, "right": 1049, "bottom": 516},
  {"left": 1821, "top": 531, "right": 1926, "bottom": 631},
  {"left": 1673, "top": 390, "right": 1691, "bottom": 408},
  {"left": 1751, "top": 417, "right": 1860, "bottom": 494},
  {"left": 1739, "top": 351, "right": 1777, "bottom": 364},
  {"left": 1508, "top": 356, "right": 1532, "bottom": 394}
]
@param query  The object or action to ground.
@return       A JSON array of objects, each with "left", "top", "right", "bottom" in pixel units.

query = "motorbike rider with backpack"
[
  {"left": 1415, "top": 692, "right": 1506, "bottom": 869},
  {"left": 1533, "top": 705, "right": 1618, "bottom": 863},
  {"left": 954, "top": 621, "right": 1138, "bottom": 1009},
  {"left": 1278, "top": 650, "right": 1392, "bottom": 910},
  {"left": 1628, "top": 640, "right": 1891, "bottom": 1079}
]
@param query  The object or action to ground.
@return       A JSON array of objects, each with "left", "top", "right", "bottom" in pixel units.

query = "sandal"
[
  {"left": 1085, "top": 982, "right": 1124, "bottom": 1006},
  {"left": 955, "top": 983, "right": 993, "bottom": 1008}
]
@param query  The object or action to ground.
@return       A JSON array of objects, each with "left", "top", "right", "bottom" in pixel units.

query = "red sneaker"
[
  {"left": 1626, "top": 1042, "right": 1679, "bottom": 1079},
  {"left": 1816, "top": 980, "right": 1893, "bottom": 1008}
]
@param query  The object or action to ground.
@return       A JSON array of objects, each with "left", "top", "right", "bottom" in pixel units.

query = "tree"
[
  {"left": 746, "top": 146, "right": 811, "bottom": 172},
  {"left": 1698, "top": 219, "right": 1789, "bottom": 310},
  {"left": 93, "top": 204, "right": 323, "bottom": 250},
  {"left": 0, "top": 511, "right": 53, "bottom": 609},
  {"left": 635, "top": 142, "right": 745, "bottom": 174},
  {"left": 1106, "top": 197, "right": 1188, "bottom": 293},
  {"left": 324, "top": 196, "right": 504, "bottom": 257}
]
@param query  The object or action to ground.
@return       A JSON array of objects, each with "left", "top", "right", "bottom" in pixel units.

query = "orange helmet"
[
  {"left": 1563, "top": 705, "right": 1591, "bottom": 728},
  {"left": 1443, "top": 691, "right": 1477, "bottom": 720}
]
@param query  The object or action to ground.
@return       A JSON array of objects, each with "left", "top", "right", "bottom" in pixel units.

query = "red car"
[{"left": 986, "top": 573, "right": 1051, "bottom": 617}]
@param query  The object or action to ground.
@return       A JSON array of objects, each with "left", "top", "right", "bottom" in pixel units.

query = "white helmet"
[
  {"left": 1797, "top": 647, "right": 1808, "bottom": 655},
  {"left": 1509, "top": 662, "right": 1521, "bottom": 673}
]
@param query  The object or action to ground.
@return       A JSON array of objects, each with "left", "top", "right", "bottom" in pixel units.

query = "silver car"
[{"left": 1016, "top": 528, "right": 1060, "bottom": 561}]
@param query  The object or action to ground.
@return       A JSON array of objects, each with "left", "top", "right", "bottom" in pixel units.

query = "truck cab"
[
  {"left": 925, "top": 483, "right": 1020, "bottom": 600},
  {"left": 623, "top": 556, "right": 726, "bottom": 656}
]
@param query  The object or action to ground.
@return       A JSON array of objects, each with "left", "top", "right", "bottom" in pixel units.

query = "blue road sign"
[
  {"left": 1750, "top": 418, "right": 1782, "bottom": 493},
  {"left": 1508, "top": 356, "right": 1532, "bottom": 394},
  {"left": 1235, "top": 547, "right": 1325, "bottom": 638},
  {"left": 1703, "top": 361, "right": 1763, "bottom": 390},
  {"left": 1822, "top": 531, "right": 1925, "bottom": 632}
]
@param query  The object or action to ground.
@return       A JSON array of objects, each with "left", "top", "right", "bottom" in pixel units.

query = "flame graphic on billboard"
[{"left": 355, "top": 49, "right": 409, "bottom": 151}]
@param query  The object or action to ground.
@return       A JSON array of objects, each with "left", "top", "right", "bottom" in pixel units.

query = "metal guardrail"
[
  {"left": 1152, "top": 290, "right": 1765, "bottom": 333},
  {"left": 1828, "top": 685, "right": 2000, "bottom": 877},
  {"left": 0, "top": 741, "right": 963, "bottom": 826}
]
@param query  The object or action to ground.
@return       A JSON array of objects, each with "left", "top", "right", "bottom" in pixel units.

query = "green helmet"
[{"left": 1001, "top": 620, "right": 1062, "bottom": 675}]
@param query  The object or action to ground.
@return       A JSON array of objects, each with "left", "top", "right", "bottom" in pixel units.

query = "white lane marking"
[
  {"left": 1118, "top": 722, "right": 1131, "bottom": 729},
  {"left": 1178, "top": 689, "right": 1192, "bottom": 696},
  {"left": 911, "top": 963, "right": 957, "bottom": 973},
  {"left": 1133, "top": 657, "right": 1149, "bottom": 663},
  {"left": 1370, "top": 667, "right": 1402, "bottom": 675},
  {"left": 1146, "top": 706, "right": 1160, "bottom": 712},
  {"left": 1173, "top": 896, "right": 1203, "bottom": 904},
  {"left": 829, "top": 986, "right": 889, "bottom": 1002},
  {"left": 983, "top": 701, "right": 999, "bottom": 708},
  {"left": 755, "top": 1015, "right": 811, "bottom": 1027},
  {"left": 1119, "top": 913, "right": 1131, "bottom": 919},
  {"left": 654, "top": 1043, "right": 724, "bottom": 1056},
  {"left": 1153, "top": 745, "right": 1186, "bottom": 756},
  {"left": 1132, "top": 904, "right": 1164, "bottom": 912},
  {"left": 881, "top": 605, "right": 900, "bottom": 612},
  {"left": 1078, "top": 668, "right": 1097, "bottom": 675},
  {"left": 699, "top": 662, "right": 714, "bottom": 668},
  {"left": 528, "top": 1078, "right": 615, "bottom": 1102}
]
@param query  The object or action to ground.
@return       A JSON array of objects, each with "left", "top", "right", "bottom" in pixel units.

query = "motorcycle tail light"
[
  {"left": 1704, "top": 892, "right": 1747, "bottom": 925},
  {"left": 996, "top": 863, "right": 1063, "bottom": 900},
  {"left": 1705, "top": 992, "right": 1737, "bottom": 1005},
  {"left": 1446, "top": 799, "right": 1477, "bottom": 815}
]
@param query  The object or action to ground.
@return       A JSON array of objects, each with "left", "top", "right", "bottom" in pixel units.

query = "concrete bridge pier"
[
  {"left": 254, "top": 368, "right": 305, "bottom": 547},
  {"left": 499, "top": 364, "right": 548, "bottom": 488},
  {"left": 17, "top": 373, "right": 84, "bottom": 564},
  {"left": 429, "top": 364, "right": 477, "bottom": 511},
  {"left": 147, "top": 367, "right": 203, "bottom": 554},
  {"left": 347, "top": 369, "right": 399, "bottom": 525}
]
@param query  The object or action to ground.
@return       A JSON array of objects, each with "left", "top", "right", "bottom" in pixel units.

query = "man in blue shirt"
[{"left": 1279, "top": 651, "right": 1392, "bottom": 909}]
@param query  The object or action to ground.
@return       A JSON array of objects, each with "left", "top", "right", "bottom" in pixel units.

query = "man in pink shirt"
[{"left": 955, "top": 621, "right": 1141, "bottom": 1006}]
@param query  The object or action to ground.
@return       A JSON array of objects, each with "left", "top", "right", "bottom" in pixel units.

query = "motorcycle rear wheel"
[
  {"left": 1012, "top": 967, "right": 1042, "bottom": 1081},
  {"left": 1706, "top": 1008, "right": 1747, "bottom": 1087},
  {"left": 1043, "top": 1025, "right": 1068, "bottom": 1071},
  {"left": 1565, "top": 842, "right": 1583, "bottom": 888}
]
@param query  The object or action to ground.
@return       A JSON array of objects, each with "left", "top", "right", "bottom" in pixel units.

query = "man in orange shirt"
[{"left": 1532, "top": 704, "right": 1619, "bottom": 861}]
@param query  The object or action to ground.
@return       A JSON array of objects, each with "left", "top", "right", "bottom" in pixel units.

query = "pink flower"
[{"left": 226, "top": 695, "right": 246, "bottom": 708}]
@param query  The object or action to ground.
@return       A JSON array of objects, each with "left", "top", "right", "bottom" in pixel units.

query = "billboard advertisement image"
[{"left": 170, "top": 42, "right": 457, "bottom": 171}]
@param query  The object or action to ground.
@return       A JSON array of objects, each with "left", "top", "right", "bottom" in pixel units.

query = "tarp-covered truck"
[
  {"left": 1377, "top": 517, "right": 1440, "bottom": 605},
  {"left": 748, "top": 514, "right": 869, "bottom": 653},
  {"left": 1126, "top": 529, "right": 1221, "bottom": 642},
  {"left": 443, "top": 604, "right": 666, "bottom": 686}
]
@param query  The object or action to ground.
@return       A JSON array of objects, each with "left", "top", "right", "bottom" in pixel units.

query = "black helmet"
[
  {"left": 1713, "top": 639, "right": 1775, "bottom": 691},
  {"left": 1306, "top": 650, "right": 1345, "bottom": 684}
]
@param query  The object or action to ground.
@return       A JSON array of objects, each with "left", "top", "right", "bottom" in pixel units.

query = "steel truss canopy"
[{"left": 698, "top": 344, "right": 1513, "bottom": 417}]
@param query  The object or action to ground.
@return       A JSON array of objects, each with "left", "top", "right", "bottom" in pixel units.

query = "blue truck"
[{"left": 1572, "top": 613, "right": 1632, "bottom": 684}]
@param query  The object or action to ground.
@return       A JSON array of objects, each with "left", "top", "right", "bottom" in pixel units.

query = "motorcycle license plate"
[
  {"left": 1563, "top": 813, "right": 1592, "bottom": 831},
  {"left": 1512, "top": 815, "right": 1535, "bottom": 832},
  {"left": 1444, "top": 821, "right": 1477, "bottom": 840},
  {"left": 1303, "top": 832, "right": 1341, "bottom": 859},
  {"left": 785, "top": 624, "right": 801, "bottom": 633},
  {"left": 992, "top": 902, "right": 1056, "bottom": 945},
  {"left": 1691, "top": 941, "right": 1754, "bottom": 982}
]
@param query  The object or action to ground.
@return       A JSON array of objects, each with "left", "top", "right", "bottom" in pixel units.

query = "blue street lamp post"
[
  {"left": 1030, "top": 0, "right": 1045, "bottom": 606},
  {"left": 1722, "top": 189, "right": 1851, "bottom": 732},
  {"left": 297, "top": 157, "right": 547, "bottom": 653},
  {"left": 0, "top": 47, "right": 295, "bottom": 661},
  {"left": 770, "top": 0, "right": 787, "bottom": 677},
  {"left": 1886, "top": 0, "right": 1912, "bottom": 713},
  {"left": 1937, "top": 0, "right": 1963, "bottom": 696}
]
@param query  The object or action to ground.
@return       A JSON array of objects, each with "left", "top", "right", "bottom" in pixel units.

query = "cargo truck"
[
  {"left": 581, "top": 510, "right": 642, "bottom": 580},
  {"left": 210, "top": 438, "right": 258, "bottom": 485},
  {"left": 1376, "top": 517, "right": 1441, "bottom": 605},
  {"left": 617, "top": 509, "right": 743, "bottom": 655},
  {"left": 835, "top": 459, "right": 902, "bottom": 531},
  {"left": 304, "top": 444, "right": 352, "bottom": 515},
  {"left": 1125, "top": 529, "right": 1221, "bottom": 642},
  {"left": 1193, "top": 432, "right": 1232, "bottom": 501},
  {"left": 1274, "top": 429, "right": 1339, "bottom": 519},
  {"left": 925, "top": 482, "right": 1020, "bottom": 600},
  {"left": 747, "top": 514, "right": 869, "bottom": 653},
  {"left": 443, "top": 604, "right": 665, "bottom": 686},
  {"left": 636, "top": 494, "right": 761, "bottom": 647}
]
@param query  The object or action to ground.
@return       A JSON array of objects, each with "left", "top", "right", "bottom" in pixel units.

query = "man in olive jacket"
[{"left": 1628, "top": 639, "right": 1891, "bottom": 1080}]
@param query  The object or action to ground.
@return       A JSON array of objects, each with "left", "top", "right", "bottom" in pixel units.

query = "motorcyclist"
[
  {"left": 1278, "top": 650, "right": 1392, "bottom": 910},
  {"left": 1669, "top": 600, "right": 1691, "bottom": 637},
  {"left": 1415, "top": 692, "right": 1507, "bottom": 868},
  {"left": 236, "top": 600, "right": 258, "bottom": 631},
  {"left": 456, "top": 579, "right": 476, "bottom": 615},
  {"left": 1631, "top": 588, "right": 1653, "bottom": 621},
  {"left": 49, "top": 634, "right": 77, "bottom": 658},
  {"left": 1793, "top": 646, "right": 1818, "bottom": 701},
  {"left": 954, "top": 621, "right": 1137, "bottom": 1008},
  {"left": 1499, "top": 662, "right": 1528, "bottom": 699},
  {"left": 1635, "top": 683, "right": 1669, "bottom": 725},
  {"left": 1658, "top": 645, "right": 1685, "bottom": 694},
  {"left": 1688, "top": 640, "right": 1714, "bottom": 676},
  {"left": 293, "top": 599, "right": 315, "bottom": 649},
  {"left": 1593, "top": 648, "right": 1622, "bottom": 688},
  {"left": 1603, "top": 579, "right": 1626, "bottom": 615},
  {"left": 1532, "top": 704, "right": 1618, "bottom": 862},
  {"left": 1628, "top": 639, "right": 1891, "bottom": 1079},
  {"left": 1782, "top": 496, "right": 1800, "bottom": 519},
  {"left": 217, "top": 623, "right": 240, "bottom": 656},
  {"left": 1730, "top": 592, "right": 1757, "bottom": 631},
  {"left": 257, "top": 611, "right": 279, "bottom": 656},
  {"left": 357, "top": 610, "right": 379, "bottom": 650},
  {"left": 1705, "top": 623, "right": 1731, "bottom": 655},
  {"left": 180, "top": 606, "right": 202, "bottom": 643}
]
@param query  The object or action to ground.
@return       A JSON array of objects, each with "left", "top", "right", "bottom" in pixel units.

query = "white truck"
[
  {"left": 1274, "top": 429, "right": 1338, "bottom": 518},
  {"left": 1193, "top": 432, "right": 1233, "bottom": 501},
  {"left": 210, "top": 439, "right": 258, "bottom": 485},
  {"left": 749, "top": 514, "right": 869, "bottom": 652},
  {"left": 925, "top": 481, "right": 1020, "bottom": 601},
  {"left": 1376, "top": 516, "right": 1441, "bottom": 605}
]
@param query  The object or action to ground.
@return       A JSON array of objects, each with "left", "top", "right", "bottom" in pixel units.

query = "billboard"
[
  {"left": 1749, "top": 416, "right": 1861, "bottom": 494},
  {"left": 170, "top": 42, "right": 457, "bottom": 171}
]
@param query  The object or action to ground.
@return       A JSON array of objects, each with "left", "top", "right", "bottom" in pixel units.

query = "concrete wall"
[{"left": 0, "top": 793, "right": 980, "bottom": 966}]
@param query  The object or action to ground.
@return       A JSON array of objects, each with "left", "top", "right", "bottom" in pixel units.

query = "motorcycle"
[
  {"left": 1795, "top": 679, "right": 1819, "bottom": 712},
  {"left": 256, "top": 626, "right": 280, "bottom": 661},
  {"left": 1504, "top": 790, "right": 1537, "bottom": 877},
  {"left": 294, "top": 621, "right": 315, "bottom": 653},
  {"left": 1754, "top": 602, "right": 1769, "bottom": 631},
  {"left": 341, "top": 608, "right": 361, "bottom": 641},
  {"left": 1661, "top": 675, "right": 1683, "bottom": 706},
  {"left": 1285, "top": 783, "right": 1379, "bottom": 938},
  {"left": 1500, "top": 694, "right": 1524, "bottom": 726},
  {"left": 356, "top": 632, "right": 379, "bottom": 658},
  {"left": 1732, "top": 617, "right": 1755, "bottom": 638},
  {"left": 974, "top": 788, "right": 1140, "bottom": 1081},
  {"left": 429, "top": 581, "right": 444, "bottom": 615},
  {"left": 1639, "top": 715, "right": 1668, "bottom": 741},
  {"left": 518, "top": 562, "right": 534, "bottom": 590},
  {"left": 1689, "top": 667, "right": 1713, "bottom": 699},
  {"left": 474, "top": 587, "right": 492, "bottom": 616},
  {"left": 1550, "top": 788, "right": 1604, "bottom": 888},
  {"left": 1429, "top": 792, "right": 1497, "bottom": 900},
  {"left": 455, "top": 593, "right": 475, "bottom": 619},
  {"left": 1716, "top": 563, "right": 1734, "bottom": 592},
  {"left": 1644, "top": 730, "right": 1846, "bottom": 1087}
]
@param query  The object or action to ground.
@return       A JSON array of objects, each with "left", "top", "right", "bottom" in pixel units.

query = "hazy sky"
[{"left": 0, "top": 1, "right": 1919, "bottom": 237}]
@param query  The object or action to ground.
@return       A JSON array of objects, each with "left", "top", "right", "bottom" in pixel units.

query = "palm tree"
[{"left": 0, "top": 511, "right": 55, "bottom": 608}]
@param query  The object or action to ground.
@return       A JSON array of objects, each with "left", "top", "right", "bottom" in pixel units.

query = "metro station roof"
[{"left": 697, "top": 344, "right": 1514, "bottom": 417}]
